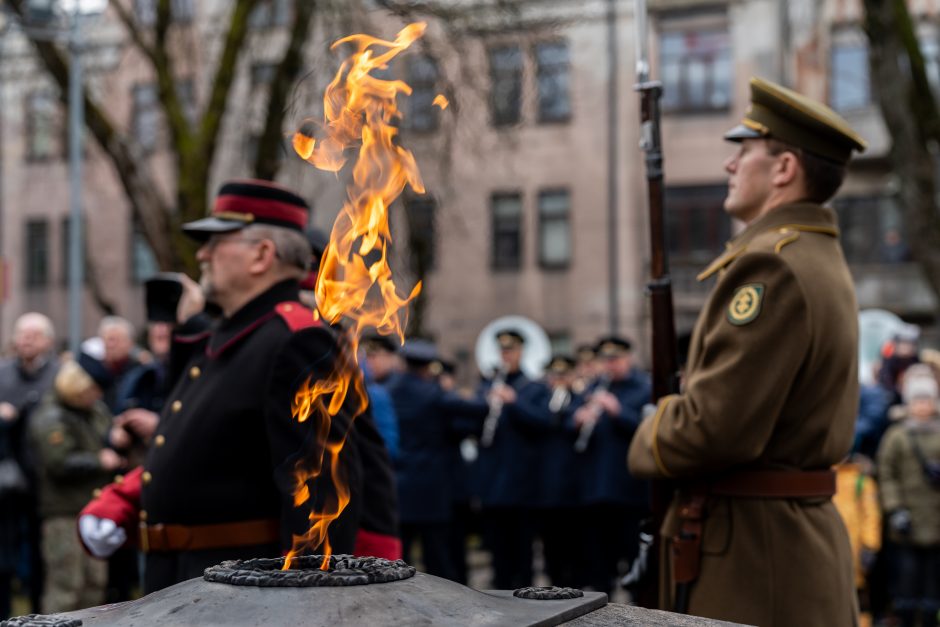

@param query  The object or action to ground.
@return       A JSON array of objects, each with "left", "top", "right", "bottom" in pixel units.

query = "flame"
[
  {"left": 432, "top": 94, "right": 449, "bottom": 110},
  {"left": 284, "top": 23, "right": 429, "bottom": 570}
]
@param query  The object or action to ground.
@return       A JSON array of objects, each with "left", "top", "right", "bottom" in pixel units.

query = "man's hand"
[
  {"left": 98, "top": 448, "right": 125, "bottom": 472},
  {"left": 79, "top": 514, "right": 127, "bottom": 558},
  {"left": 176, "top": 272, "right": 205, "bottom": 324},
  {"left": 488, "top": 384, "right": 517, "bottom": 405},
  {"left": 117, "top": 409, "right": 160, "bottom": 442},
  {"left": 109, "top": 425, "right": 132, "bottom": 451},
  {"left": 594, "top": 391, "right": 622, "bottom": 416},
  {"left": 0, "top": 402, "right": 18, "bottom": 423},
  {"left": 573, "top": 406, "right": 597, "bottom": 428}
]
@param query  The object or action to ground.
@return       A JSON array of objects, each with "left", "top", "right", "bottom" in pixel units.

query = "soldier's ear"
[
  {"left": 771, "top": 150, "right": 801, "bottom": 187},
  {"left": 248, "top": 238, "right": 279, "bottom": 275}
]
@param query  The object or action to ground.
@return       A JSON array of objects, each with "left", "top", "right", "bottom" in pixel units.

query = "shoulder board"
[
  {"left": 275, "top": 301, "right": 321, "bottom": 332},
  {"left": 697, "top": 246, "right": 747, "bottom": 282}
]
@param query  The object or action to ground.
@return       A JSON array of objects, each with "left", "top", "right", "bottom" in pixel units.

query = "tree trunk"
[{"left": 863, "top": 0, "right": 940, "bottom": 307}]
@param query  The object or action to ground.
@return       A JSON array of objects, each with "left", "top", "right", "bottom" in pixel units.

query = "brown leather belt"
[
  {"left": 139, "top": 518, "right": 280, "bottom": 553},
  {"left": 672, "top": 469, "right": 836, "bottom": 592},
  {"left": 707, "top": 469, "right": 836, "bottom": 499}
]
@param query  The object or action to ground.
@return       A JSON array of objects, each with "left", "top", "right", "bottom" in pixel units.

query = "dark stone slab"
[
  {"left": 564, "top": 603, "right": 752, "bottom": 626},
  {"left": 53, "top": 573, "right": 608, "bottom": 626}
]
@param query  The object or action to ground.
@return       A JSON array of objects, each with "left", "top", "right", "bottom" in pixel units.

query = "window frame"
[
  {"left": 25, "top": 219, "right": 50, "bottom": 289},
  {"left": 490, "top": 191, "right": 524, "bottom": 271},
  {"left": 537, "top": 188, "right": 572, "bottom": 269},
  {"left": 488, "top": 44, "right": 524, "bottom": 127},
  {"left": 535, "top": 40, "right": 572, "bottom": 124},
  {"left": 659, "top": 15, "right": 733, "bottom": 115}
]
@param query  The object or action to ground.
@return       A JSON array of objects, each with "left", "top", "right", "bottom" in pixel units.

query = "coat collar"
[
  {"left": 207, "top": 279, "right": 301, "bottom": 358},
  {"left": 697, "top": 202, "right": 840, "bottom": 282}
]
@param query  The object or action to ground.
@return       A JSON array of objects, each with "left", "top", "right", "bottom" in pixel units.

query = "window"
[
  {"left": 176, "top": 79, "right": 198, "bottom": 127},
  {"left": 832, "top": 194, "right": 910, "bottom": 264},
  {"left": 25, "top": 219, "right": 49, "bottom": 288},
  {"left": 660, "top": 27, "right": 732, "bottom": 112},
  {"left": 249, "top": 0, "right": 291, "bottom": 29},
  {"left": 536, "top": 42, "right": 570, "bottom": 123},
  {"left": 407, "top": 56, "right": 439, "bottom": 132},
  {"left": 131, "top": 216, "right": 159, "bottom": 282},
  {"left": 830, "top": 30, "right": 871, "bottom": 112},
  {"left": 60, "top": 216, "right": 88, "bottom": 286},
  {"left": 549, "top": 331, "right": 572, "bottom": 356},
  {"left": 25, "top": 90, "right": 60, "bottom": 161},
  {"left": 538, "top": 189, "right": 571, "bottom": 268},
  {"left": 132, "top": 83, "right": 160, "bottom": 153},
  {"left": 134, "top": 0, "right": 193, "bottom": 25},
  {"left": 665, "top": 185, "right": 732, "bottom": 262},
  {"left": 491, "top": 193, "right": 523, "bottom": 270},
  {"left": 405, "top": 196, "right": 437, "bottom": 272},
  {"left": 489, "top": 45, "right": 523, "bottom": 126}
]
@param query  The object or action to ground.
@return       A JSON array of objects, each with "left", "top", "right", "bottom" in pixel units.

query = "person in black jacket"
[
  {"left": 79, "top": 179, "right": 399, "bottom": 593},
  {"left": 387, "top": 339, "right": 487, "bottom": 581},
  {"left": 572, "top": 336, "right": 650, "bottom": 594}
]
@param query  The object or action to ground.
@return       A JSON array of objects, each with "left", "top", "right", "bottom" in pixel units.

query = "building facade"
[{"left": 0, "top": 0, "right": 934, "bottom": 375}]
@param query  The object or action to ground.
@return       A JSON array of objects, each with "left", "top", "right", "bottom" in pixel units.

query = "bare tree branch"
[
  {"left": 252, "top": 0, "right": 318, "bottom": 180},
  {"left": 111, "top": 0, "right": 159, "bottom": 65}
]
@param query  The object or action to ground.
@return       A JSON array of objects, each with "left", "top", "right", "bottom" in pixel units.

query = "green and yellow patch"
[{"left": 727, "top": 284, "right": 764, "bottom": 325}]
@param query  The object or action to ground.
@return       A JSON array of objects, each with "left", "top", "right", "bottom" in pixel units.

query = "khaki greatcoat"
[{"left": 629, "top": 202, "right": 859, "bottom": 626}]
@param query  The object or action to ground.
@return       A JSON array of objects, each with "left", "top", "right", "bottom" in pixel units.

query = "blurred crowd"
[{"left": 0, "top": 309, "right": 938, "bottom": 625}]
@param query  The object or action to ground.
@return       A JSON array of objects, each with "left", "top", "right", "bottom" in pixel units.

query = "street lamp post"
[{"left": 67, "top": 9, "right": 84, "bottom": 355}]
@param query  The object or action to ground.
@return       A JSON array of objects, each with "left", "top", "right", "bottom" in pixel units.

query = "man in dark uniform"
[
  {"left": 628, "top": 78, "right": 866, "bottom": 625},
  {"left": 78, "top": 179, "right": 399, "bottom": 592},
  {"left": 572, "top": 337, "right": 650, "bottom": 594},
  {"left": 476, "top": 329, "right": 542, "bottom": 590},
  {"left": 387, "top": 339, "right": 487, "bottom": 581},
  {"left": 513, "top": 354, "right": 582, "bottom": 588}
]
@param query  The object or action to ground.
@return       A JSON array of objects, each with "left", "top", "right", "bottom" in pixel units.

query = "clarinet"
[
  {"left": 548, "top": 384, "right": 571, "bottom": 414},
  {"left": 574, "top": 376, "right": 610, "bottom": 453},
  {"left": 479, "top": 369, "right": 506, "bottom": 448}
]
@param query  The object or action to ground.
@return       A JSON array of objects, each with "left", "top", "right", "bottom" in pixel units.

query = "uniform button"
[
  {"left": 115, "top": 474, "right": 124, "bottom": 484},
  {"left": 189, "top": 366, "right": 201, "bottom": 379},
  {"left": 171, "top": 400, "right": 182, "bottom": 413},
  {"left": 283, "top": 304, "right": 294, "bottom": 312},
  {"left": 139, "top": 510, "right": 148, "bottom": 522},
  {"left": 92, "top": 488, "right": 102, "bottom": 498},
  {"left": 142, "top": 471, "right": 152, "bottom": 485},
  {"left": 155, "top": 435, "right": 166, "bottom": 447}
]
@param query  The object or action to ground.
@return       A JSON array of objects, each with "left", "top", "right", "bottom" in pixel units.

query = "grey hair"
[
  {"left": 98, "top": 315, "right": 134, "bottom": 339},
  {"left": 14, "top": 312, "right": 55, "bottom": 340},
  {"left": 243, "top": 224, "right": 311, "bottom": 279}
]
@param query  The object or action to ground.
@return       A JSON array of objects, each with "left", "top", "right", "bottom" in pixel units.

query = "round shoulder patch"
[{"left": 727, "top": 284, "right": 765, "bottom": 326}]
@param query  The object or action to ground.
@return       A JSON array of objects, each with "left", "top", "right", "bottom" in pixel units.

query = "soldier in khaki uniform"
[{"left": 628, "top": 77, "right": 866, "bottom": 626}]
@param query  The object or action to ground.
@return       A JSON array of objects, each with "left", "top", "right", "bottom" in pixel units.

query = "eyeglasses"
[{"left": 203, "top": 233, "right": 265, "bottom": 251}]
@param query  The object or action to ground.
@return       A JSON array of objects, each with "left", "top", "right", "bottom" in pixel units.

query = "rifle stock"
[{"left": 634, "top": 0, "right": 682, "bottom": 611}]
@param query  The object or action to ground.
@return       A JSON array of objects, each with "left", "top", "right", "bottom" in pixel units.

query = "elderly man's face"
[
  {"left": 13, "top": 319, "right": 53, "bottom": 362},
  {"left": 102, "top": 326, "right": 134, "bottom": 364},
  {"left": 196, "top": 231, "right": 261, "bottom": 306}
]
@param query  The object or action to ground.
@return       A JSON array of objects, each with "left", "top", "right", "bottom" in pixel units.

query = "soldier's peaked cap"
[
  {"left": 595, "top": 336, "right": 632, "bottom": 357},
  {"left": 724, "top": 77, "right": 867, "bottom": 165},
  {"left": 183, "top": 179, "right": 310, "bottom": 241},
  {"left": 496, "top": 329, "right": 525, "bottom": 349}
]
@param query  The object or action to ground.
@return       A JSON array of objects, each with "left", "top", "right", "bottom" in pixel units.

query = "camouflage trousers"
[{"left": 41, "top": 516, "right": 106, "bottom": 613}]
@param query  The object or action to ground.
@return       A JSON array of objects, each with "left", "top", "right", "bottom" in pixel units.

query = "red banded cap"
[{"left": 182, "top": 179, "right": 310, "bottom": 240}]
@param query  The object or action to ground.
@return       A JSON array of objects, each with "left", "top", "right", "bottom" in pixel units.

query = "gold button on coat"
[
  {"left": 155, "top": 435, "right": 166, "bottom": 447},
  {"left": 142, "top": 471, "right": 152, "bottom": 484},
  {"left": 189, "top": 366, "right": 201, "bottom": 379},
  {"left": 171, "top": 400, "right": 182, "bottom": 412},
  {"left": 139, "top": 510, "right": 148, "bottom": 522}
]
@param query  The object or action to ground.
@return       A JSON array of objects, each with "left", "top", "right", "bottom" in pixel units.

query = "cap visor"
[
  {"left": 723, "top": 124, "right": 765, "bottom": 142},
  {"left": 181, "top": 217, "right": 246, "bottom": 241}
]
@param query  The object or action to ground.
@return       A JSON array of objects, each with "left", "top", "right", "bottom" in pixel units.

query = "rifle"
[{"left": 633, "top": 0, "right": 682, "bottom": 612}]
